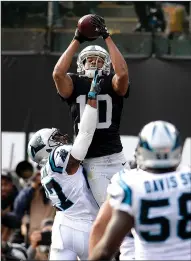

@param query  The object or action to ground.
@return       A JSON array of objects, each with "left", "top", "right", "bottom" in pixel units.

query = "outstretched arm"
[
  {"left": 91, "top": 15, "right": 129, "bottom": 96},
  {"left": 53, "top": 40, "right": 80, "bottom": 98},
  {"left": 89, "top": 209, "right": 133, "bottom": 260},
  {"left": 89, "top": 199, "right": 112, "bottom": 255},
  {"left": 66, "top": 71, "right": 101, "bottom": 174},
  {"left": 53, "top": 26, "right": 94, "bottom": 98},
  {"left": 105, "top": 37, "right": 129, "bottom": 96}
]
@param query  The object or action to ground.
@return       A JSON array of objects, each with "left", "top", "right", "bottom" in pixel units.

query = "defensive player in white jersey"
[
  {"left": 89, "top": 121, "right": 191, "bottom": 260},
  {"left": 27, "top": 71, "right": 101, "bottom": 260}
]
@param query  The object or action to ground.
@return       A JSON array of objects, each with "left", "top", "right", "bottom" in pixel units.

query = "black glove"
[
  {"left": 73, "top": 28, "right": 95, "bottom": 44},
  {"left": 90, "top": 15, "right": 110, "bottom": 40}
]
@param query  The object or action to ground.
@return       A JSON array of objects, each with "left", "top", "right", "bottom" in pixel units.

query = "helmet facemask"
[
  {"left": 77, "top": 46, "right": 111, "bottom": 78},
  {"left": 48, "top": 129, "right": 72, "bottom": 147},
  {"left": 82, "top": 56, "right": 104, "bottom": 78},
  {"left": 28, "top": 128, "right": 72, "bottom": 167}
]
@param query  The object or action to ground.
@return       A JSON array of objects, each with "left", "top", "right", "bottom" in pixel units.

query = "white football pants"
[
  {"left": 120, "top": 235, "right": 135, "bottom": 260},
  {"left": 49, "top": 215, "right": 93, "bottom": 260},
  {"left": 83, "top": 151, "right": 129, "bottom": 207}
]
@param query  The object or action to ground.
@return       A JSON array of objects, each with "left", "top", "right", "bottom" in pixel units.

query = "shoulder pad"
[
  {"left": 107, "top": 178, "right": 125, "bottom": 202},
  {"left": 108, "top": 169, "right": 133, "bottom": 206},
  {"left": 48, "top": 145, "right": 72, "bottom": 174}
]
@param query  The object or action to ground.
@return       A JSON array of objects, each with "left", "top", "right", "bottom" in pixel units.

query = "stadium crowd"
[
  {"left": 1, "top": 2, "right": 191, "bottom": 261},
  {"left": 2, "top": 1, "right": 190, "bottom": 36},
  {"left": 2, "top": 162, "right": 55, "bottom": 260}
]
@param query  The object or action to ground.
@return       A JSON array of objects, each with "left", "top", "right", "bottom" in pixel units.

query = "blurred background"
[
  {"left": 2, "top": 1, "right": 191, "bottom": 55},
  {"left": 1, "top": 1, "right": 191, "bottom": 260}
]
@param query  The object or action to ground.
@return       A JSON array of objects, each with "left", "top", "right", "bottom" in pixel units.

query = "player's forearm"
[
  {"left": 105, "top": 36, "right": 128, "bottom": 77},
  {"left": 89, "top": 236, "right": 116, "bottom": 260},
  {"left": 53, "top": 40, "right": 80, "bottom": 75},
  {"left": 87, "top": 99, "right": 97, "bottom": 108},
  {"left": 77, "top": 103, "right": 97, "bottom": 138},
  {"left": 71, "top": 104, "right": 97, "bottom": 161},
  {"left": 89, "top": 245, "right": 112, "bottom": 260},
  {"left": 89, "top": 224, "right": 106, "bottom": 255},
  {"left": 89, "top": 200, "right": 112, "bottom": 255},
  {"left": 89, "top": 210, "right": 127, "bottom": 261}
]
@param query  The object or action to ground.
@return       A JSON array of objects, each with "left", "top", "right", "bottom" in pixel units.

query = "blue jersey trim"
[{"left": 119, "top": 171, "right": 132, "bottom": 206}]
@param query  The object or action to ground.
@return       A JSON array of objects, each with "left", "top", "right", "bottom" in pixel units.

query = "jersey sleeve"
[
  {"left": 48, "top": 146, "right": 71, "bottom": 174},
  {"left": 107, "top": 169, "right": 133, "bottom": 216},
  {"left": 124, "top": 82, "right": 130, "bottom": 98}
]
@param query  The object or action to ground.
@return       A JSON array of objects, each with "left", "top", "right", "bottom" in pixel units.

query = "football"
[{"left": 78, "top": 14, "right": 100, "bottom": 39}]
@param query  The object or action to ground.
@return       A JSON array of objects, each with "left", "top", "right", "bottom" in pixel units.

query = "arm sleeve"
[
  {"left": 70, "top": 104, "right": 97, "bottom": 161},
  {"left": 107, "top": 170, "right": 133, "bottom": 216}
]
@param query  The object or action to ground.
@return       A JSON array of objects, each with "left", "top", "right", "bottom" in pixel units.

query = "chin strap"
[{"left": 85, "top": 69, "right": 103, "bottom": 79}]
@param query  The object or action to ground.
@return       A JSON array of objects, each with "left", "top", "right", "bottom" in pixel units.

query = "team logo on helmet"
[{"left": 30, "top": 135, "right": 45, "bottom": 158}]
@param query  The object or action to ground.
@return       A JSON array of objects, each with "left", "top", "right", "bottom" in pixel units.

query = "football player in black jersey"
[{"left": 53, "top": 14, "right": 130, "bottom": 207}]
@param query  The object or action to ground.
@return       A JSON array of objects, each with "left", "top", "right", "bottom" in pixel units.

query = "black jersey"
[{"left": 59, "top": 73, "right": 129, "bottom": 158}]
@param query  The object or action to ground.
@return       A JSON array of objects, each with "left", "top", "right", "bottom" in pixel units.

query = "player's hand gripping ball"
[{"left": 78, "top": 14, "right": 100, "bottom": 39}]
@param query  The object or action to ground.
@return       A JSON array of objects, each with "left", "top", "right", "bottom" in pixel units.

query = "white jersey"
[
  {"left": 41, "top": 145, "right": 99, "bottom": 221},
  {"left": 108, "top": 166, "right": 191, "bottom": 260}
]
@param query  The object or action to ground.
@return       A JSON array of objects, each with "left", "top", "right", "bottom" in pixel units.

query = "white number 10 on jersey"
[{"left": 76, "top": 94, "right": 112, "bottom": 129}]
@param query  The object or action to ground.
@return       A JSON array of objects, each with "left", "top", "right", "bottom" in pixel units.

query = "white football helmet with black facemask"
[
  {"left": 77, "top": 45, "right": 111, "bottom": 78},
  {"left": 136, "top": 121, "right": 182, "bottom": 169},
  {"left": 28, "top": 128, "right": 70, "bottom": 167}
]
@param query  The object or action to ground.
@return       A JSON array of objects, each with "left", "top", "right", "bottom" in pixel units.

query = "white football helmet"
[
  {"left": 77, "top": 45, "right": 111, "bottom": 78},
  {"left": 28, "top": 128, "right": 69, "bottom": 166},
  {"left": 136, "top": 121, "right": 182, "bottom": 169}
]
